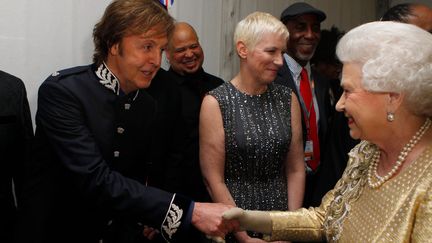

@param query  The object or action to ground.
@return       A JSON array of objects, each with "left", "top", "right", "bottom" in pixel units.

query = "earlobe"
[
  {"left": 386, "top": 92, "right": 404, "bottom": 116},
  {"left": 236, "top": 41, "right": 248, "bottom": 59},
  {"left": 110, "top": 43, "right": 119, "bottom": 56},
  {"left": 165, "top": 50, "right": 171, "bottom": 63},
  {"left": 388, "top": 92, "right": 403, "bottom": 107}
]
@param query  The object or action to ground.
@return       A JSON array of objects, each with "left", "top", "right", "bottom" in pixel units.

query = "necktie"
[{"left": 299, "top": 68, "right": 320, "bottom": 172}]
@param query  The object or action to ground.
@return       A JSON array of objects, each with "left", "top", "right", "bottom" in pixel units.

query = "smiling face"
[
  {"left": 285, "top": 14, "right": 321, "bottom": 66},
  {"left": 335, "top": 63, "right": 389, "bottom": 141},
  {"left": 243, "top": 32, "right": 286, "bottom": 84},
  {"left": 166, "top": 23, "right": 204, "bottom": 75},
  {"left": 106, "top": 27, "right": 167, "bottom": 94}
]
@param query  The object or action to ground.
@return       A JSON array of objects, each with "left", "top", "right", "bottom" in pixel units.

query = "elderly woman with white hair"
[
  {"left": 223, "top": 21, "right": 432, "bottom": 242},
  {"left": 199, "top": 12, "right": 305, "bottom": 242}
]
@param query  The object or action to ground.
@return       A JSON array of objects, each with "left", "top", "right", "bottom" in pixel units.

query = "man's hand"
[
  {"left": 223, "top": 207, "right": 272, "bottom": 234},
  {"left": 142, "top": 225, "right": 159, "bottom": 240},
  {"left": 192, "top": 202, "right": 238, "bottom": 242}
]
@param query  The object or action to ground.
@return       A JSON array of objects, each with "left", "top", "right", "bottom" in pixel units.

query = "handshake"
[
  {"left": 193, "top": 203, "right": 272, "bottom": 243},
  {"left": 141, "top": 203, "right": 272, "bottom": 243},
  {"left": 223, "top": 207, "right": 272, "bottom": 234}
]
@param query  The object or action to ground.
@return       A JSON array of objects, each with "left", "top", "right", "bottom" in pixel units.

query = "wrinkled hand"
[
  {"left": 192, "top": 202, "right": 239, "bottom": 242},
  {"left": 223, "top": 207, "right": 272, "bottom": 234}
]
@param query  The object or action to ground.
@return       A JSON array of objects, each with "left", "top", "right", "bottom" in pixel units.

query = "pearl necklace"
[{"left": 367, "top": 118, "right": 431, "bottom": 189}]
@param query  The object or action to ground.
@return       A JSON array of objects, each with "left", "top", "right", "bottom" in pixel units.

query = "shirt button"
[
  {"left": 125, "top": 103, "right": 131, "bottom": 110},
  {"left": 117, "top": 127, "right": 125, "bottom": 134},
  {"left": 114, "top": 151, "right": 120, "bottom": 157}
]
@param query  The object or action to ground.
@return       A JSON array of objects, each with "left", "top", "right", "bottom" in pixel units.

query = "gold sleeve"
[
  {"left": 265, "top": 141, "right": 374, "bottom": 242},
  {"left": 411, "top": 183, "right": 432, "bottom": 242},
  {"left": 267, "top": 188, "right": 335, "bottom": 242}
]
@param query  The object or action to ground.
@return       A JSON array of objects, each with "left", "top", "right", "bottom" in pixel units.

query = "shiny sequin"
[
  {"left": 340, "top": 144, "right": 432, "bottom": 242},
  {"left": 209, "top": 82, "right": 292, "bottom": 212}
]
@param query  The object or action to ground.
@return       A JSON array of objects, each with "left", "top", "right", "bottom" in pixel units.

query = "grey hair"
[
  {"left": 337, "top": 21, "right": 432, "bottom": 117},
  {"left": 234, "top": 11, "right": 289, "bottom": 50}
]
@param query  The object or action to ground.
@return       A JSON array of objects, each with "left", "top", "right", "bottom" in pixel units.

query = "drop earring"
[{"left": 387, "top": 112, "right": 395, "bottom": 122}]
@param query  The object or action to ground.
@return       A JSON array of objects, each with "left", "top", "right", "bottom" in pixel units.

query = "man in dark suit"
[
  {"left": 164, "top": 22, "right": 224, "bottom": 203},
  {"left": 275, "top": 2, "right": 331, "bottom": 207},
  {"left": 17, "top": 1, "right": 232, "bottom": 243},
  {"left": 0, "top": 71, "right": 33, "bottom": 243}
]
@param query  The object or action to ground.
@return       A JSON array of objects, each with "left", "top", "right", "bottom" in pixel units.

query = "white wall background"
[
  {"left": 1, "top": 0, "right": 111, "bottom": 124},
  {"left": 1, "top": 0, "right": 388, "bottom": 124}
]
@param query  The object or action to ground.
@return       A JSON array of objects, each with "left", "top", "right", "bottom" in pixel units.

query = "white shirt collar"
[{"left": 283, "top": 53, "right": 312, "bottom": 87}]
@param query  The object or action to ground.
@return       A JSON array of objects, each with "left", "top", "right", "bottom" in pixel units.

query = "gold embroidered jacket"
[{"left": 266, "top": 141, "right": 432, "bottom": 242}]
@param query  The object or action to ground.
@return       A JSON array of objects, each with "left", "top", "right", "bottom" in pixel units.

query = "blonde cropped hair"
[
  {"left": 337, "top": 21, "right": 432, "bottom": 117},
  {"left": 234, "top": 12, "right": 289, "bottom": 50}
]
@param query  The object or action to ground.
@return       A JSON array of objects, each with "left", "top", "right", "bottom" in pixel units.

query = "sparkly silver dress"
[{"left": 209, "top": 81, "right": 292, "bottom": 211}]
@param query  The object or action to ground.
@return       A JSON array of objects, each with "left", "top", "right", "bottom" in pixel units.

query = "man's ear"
[
  {"left": 165, "top": 49, "right": 171, "bottom": 63},
  {"left": 236, "top": 41, "right": 248, "bottom": 59},
  {"left": 110, "top": 43, "right": 120, "bottom": 56}
]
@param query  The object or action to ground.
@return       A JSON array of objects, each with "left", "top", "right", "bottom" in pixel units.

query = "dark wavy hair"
[
  {"left": 93, "top": 0, "right": 174, "bottom": 66},
  {"left": 311, "top": 26, "right": 344, "bottom": 65}
]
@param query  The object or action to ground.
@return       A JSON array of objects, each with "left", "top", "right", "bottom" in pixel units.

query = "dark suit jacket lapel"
[
  {"left": 275, "top": 59, "right": 298, "bottom": 94},
  {"left": 311, "top": 70, "right": 330, "bottom": 144},
  {"left": 274, "top": 59, "right": 307, "bottom": 146}
]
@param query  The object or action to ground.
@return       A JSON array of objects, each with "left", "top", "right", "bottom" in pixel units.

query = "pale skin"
[
  {"left": 200, "top": 32, "right": 304, "bottom": 243},
  {"left": 336, "top": 62, "right": 432, "bottom": 179}
]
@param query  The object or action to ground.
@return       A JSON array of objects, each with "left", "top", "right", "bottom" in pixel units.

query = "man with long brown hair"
[{"left": 17, "top": 1, "right": 233, "bottom": 242}]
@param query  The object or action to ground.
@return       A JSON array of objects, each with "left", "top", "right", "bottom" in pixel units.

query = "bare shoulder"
[
  {"left": 202, "top": 94, "right": 221, "bottom": 112},
  {"left": 291, "top": 91, "right": 299, "bottom": 104}
]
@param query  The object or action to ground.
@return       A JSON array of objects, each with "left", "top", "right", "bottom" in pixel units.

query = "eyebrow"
[{"left": 175, "top": 43, "right": 198, "bottom": 50}]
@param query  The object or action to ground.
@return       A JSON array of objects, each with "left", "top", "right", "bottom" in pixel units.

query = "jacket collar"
[{"left": 95, "top": 62, "right": 120, "bottom": 95}]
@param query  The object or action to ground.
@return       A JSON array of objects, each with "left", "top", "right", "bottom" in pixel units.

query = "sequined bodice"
[{"left": 209, "top": 82, "right": 292, "bottom": 211}]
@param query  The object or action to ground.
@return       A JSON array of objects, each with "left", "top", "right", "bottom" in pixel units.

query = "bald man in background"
[{"left": 163, "top": 22, "right": 224, "bottom": 204}]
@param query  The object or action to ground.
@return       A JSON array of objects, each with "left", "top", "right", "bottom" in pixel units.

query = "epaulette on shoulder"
[{"left": 48, "top": 65, "right": 90, "bottom": 81}]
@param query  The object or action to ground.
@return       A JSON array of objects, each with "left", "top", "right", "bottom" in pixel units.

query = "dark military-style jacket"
[
  {"left": 18, "top": 64, "right": 191, "bottom": 243},
  {"left": 165, "top": 67, "right": 224, "bottom": 202}
]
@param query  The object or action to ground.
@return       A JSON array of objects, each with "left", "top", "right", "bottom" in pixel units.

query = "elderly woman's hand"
[{"left": 223, "top": 208, "right": 272, "bottom": 234}]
